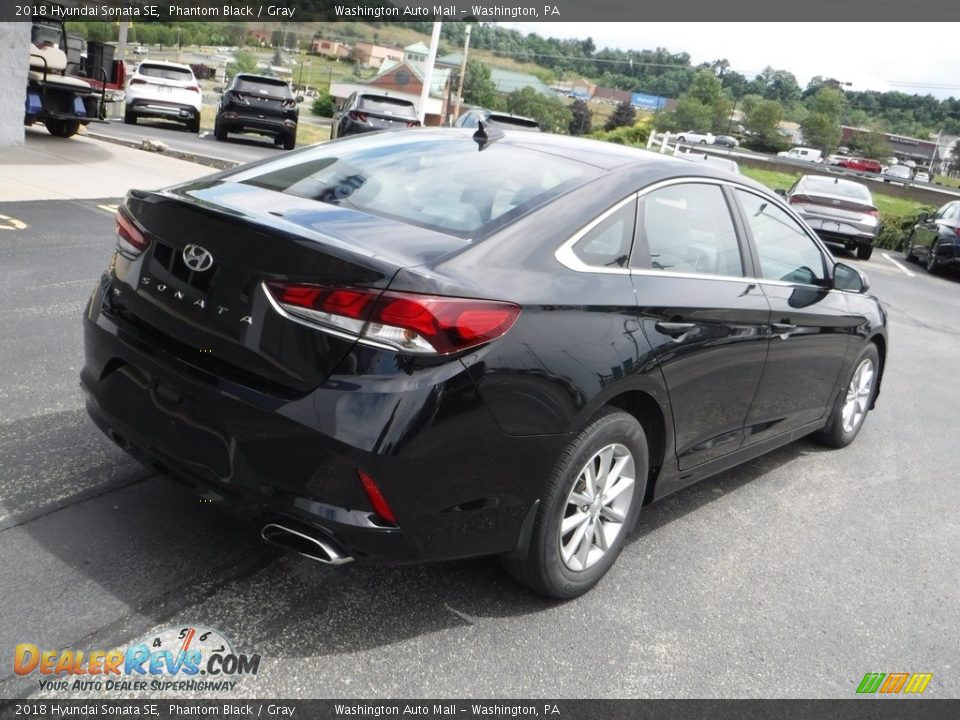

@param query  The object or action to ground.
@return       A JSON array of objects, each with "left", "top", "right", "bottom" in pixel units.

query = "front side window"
[
  {"left": 737, "top": 190, "right": 827, "bottom": 286},
  {"left": 639, "top": 183, "right": 743, "bottom": 277}
]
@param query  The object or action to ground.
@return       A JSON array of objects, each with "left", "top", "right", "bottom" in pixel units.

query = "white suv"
[
  {"left": 675, "top": 130, "right": 715, "bottom": 145},
  {"left": 125, "top": 61, "right": 202, "bottom": 133}
]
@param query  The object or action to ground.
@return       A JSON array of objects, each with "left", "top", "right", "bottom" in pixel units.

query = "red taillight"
[
  {"left": 866, "top": 208, "right": 880, "bottom": 218},
  {"left": 265, "top": 283, "right": 520, "bottom": 355},
  {"left": 954, "top": 227, "right": 960, "bottom": 237},
  {"left": 406, "top": 120, "right": 421, "bottom": 127},
  {"left": 129, "top": 78, "right": 147, "bottom": 85},
  {"left": 185, "top": 83, "right": 201, "bottom": 94},
  {"left": 348, "top": 110, "right": 367, "bottom": 123},
  {"left": 358, "top": 469, "right": 397, "bottom": 525},
  {"left": 115, "top": 207, "right": 150, "bottom": 257}
]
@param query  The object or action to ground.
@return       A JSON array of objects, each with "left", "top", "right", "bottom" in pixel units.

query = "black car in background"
[
  {"left": 331, "top": 92, "right": 421, "bottom": 138},
  {"left": 214, "top": 74, "right": 300, "bottom": 150},
  {"left": 780, "top": 175, "right": 880, "bottom": 260},
  {"left": 904, "top": 200, "right": 960, "bottom": 274},
  {"left": 82, "top": 131, "right": 887, "bottom": 599},
  {"left": 453, "top": 108, "right": 541, "bottom": 131},
  {"left": 713, "top": 135, "right": 739, "bottom": 148}
]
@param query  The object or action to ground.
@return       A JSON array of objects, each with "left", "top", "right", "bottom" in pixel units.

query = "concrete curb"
[{"left": 84, "top": 130, "right": 240, "bottom": 171}]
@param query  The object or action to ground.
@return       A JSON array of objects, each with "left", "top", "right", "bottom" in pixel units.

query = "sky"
[{"left": 506, "top": 23, "right": 960, "bottom": 98}]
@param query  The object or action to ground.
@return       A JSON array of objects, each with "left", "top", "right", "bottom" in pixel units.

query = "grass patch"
[
  {"left": 934, "top": 174, "right": 960, "bottom": 189},
  {"left": 739, "top": 167, "right": 801, "bottom": 191}
]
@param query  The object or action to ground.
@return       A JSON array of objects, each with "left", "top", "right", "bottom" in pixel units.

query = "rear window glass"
[
  {"left": 138, "top": 64, "right": 193, "bottom": 81},
  {"left": 233, "top": 77, "right": 291, "bottom": 98},
  {"left": 231, "top": 133, "right": 597, "bottom": 236},
  {"left": 802, "top": 177, "right": 872, "bottom": 202},
  {"left": 358, "top": 95, "right": 417, "bottom": 117}
]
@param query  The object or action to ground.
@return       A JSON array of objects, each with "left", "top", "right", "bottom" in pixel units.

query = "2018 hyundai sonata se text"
[{"left": 82, "top": 129, "right": 888, "bottom": 598}]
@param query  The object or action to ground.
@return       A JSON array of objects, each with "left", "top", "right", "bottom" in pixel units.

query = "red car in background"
[{"left": 838, "top": 157, "right": 882, "bottom": 174}]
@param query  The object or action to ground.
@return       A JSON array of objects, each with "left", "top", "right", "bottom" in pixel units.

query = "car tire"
[
  {"left": 814, "top": 343, "right": 880, "bottom": 449},
  {"left": 926, "top": 244, "right": 941, "bottom": 274},
  {"left": 283, "top": 132, "right": 296, "bottom": 151},
  {"left": 856, "top": 244, "right": 873, "bottom": 261},
  {"left": 214, "top": 120, "right": 227, "bottom": 142},
  {"left": 500, "top": 409, "right": 648, "bottom": 599},
  {"left": 124, "top": 111, "right": 137, "bottom": 125},
  {"left": 677, "top": 136, "right": 686, "bottom": 143},
  {"left": 903, "top": 232, "right": 917, "bottom": 262},
  {"left": 699, "top": 139, "right": 707, "bottom": 145},
  {"left": 44, "top": 119, "right": 80, "bottom": 138},
  {"left": 187, "top": 116, "right": 200, "bottom": 134}
]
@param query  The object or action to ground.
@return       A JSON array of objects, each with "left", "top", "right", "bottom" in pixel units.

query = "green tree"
[
  {"left": 568, "top": 98, "right": 592, "bottom": 136},
  {"left": 744, "top": 98, "right": 786, "bottom": 148},
  {"left": 604, "top": 100, "right": 636, "bottom": 131},
  {"left": 849, "top": 130, "right": 890, "bottom": 160},
  {"left": 505, "top": 88, "right": 572, "bottom": 134},
  {"left": 801, "top": 112, "right": 843, "bottom": 153},
  {"left": 311, "top": 91, "right": 334, "bottom": 118},
  {"left": 659, "top": 96, "right": 714, "bottom": 134},
  {"left": 462, "top": 59, "right": 497, "bottom": 108},
  {"left": 806, "top": 86, "right": 844, "bottom": 121},
  {"left": 232, "top": 51, "right": 257, "bottom": 74}
]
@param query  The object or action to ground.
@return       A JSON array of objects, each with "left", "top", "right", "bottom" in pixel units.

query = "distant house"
[
  {"left": 311, "top": 39, "right": 349, "bottom": 60},
  {"left": 403, "top": 42, "right": 430, "bottom": 66},
  {"left": 778, "top": 121, "right": 804, "bottom": 144},
  {"left": 489, "top": 69, "right": 551, "bottom": 96},
  {"left": 593, "top": 86, "right": 632, "bottom": 105},
  {"left": 841, "top": 126, "right": 940, "bottom": 168},
  {"left": 351, "top": 42, "right": 403, "bottom": 69}
]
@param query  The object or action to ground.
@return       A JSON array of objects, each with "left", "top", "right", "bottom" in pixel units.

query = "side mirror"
[
  {"left": 833, "top": 262, "right": 869, "bottom": 293},
  {"left": 917, "top": 212, "right": 929, "bottom": 222},
  {"left": 774, "top": 188, "right": 787, "bottom": 197},
  {"left": 213, "top": 86, "right": 223, "bottom": 94}
]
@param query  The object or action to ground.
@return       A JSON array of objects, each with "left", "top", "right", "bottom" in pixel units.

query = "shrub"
[
  {"left": 311, "top": 91, "right": 334, "bottom": 118},
  {"left": 588, "top": 124, "right": 651, "bottom": 147},
  {"left": 874, "top": 206, "right": 935, "bottom": 250}
]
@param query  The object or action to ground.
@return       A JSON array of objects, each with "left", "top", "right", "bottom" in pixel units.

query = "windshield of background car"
[
  {"left": 233, "top": 77, "right": 292, "bottom": 98},
  {"left": 232, "top": 134, "right": 599, "bottom": 236},
  {"left": 137, "top": 64, "right": 193, "bottom": 81},
  {"left": 802, "top": 177, "right": 872, "bottom": 202},
  {"left": 358, "top": 95, "right": 418, "bottom": 118}
]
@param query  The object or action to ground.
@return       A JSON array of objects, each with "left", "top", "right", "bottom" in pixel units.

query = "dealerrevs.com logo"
[
  {"left": 14, "top": 626, "right": 260, "bottom": 693},
  {"left": 856, "top": 672, "right": 933, "bottom": 695}
]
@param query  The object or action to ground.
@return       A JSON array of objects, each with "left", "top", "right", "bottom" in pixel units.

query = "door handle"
[
  {"left": 655, "top": 321, "right": 697, "bottom": 338},
  {"left": 772, "top": 322, "right": 798, "bottom": 339}
]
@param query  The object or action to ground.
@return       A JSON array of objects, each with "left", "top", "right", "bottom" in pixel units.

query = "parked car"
[
  {"left": 330, "top": 92, "right": 420, "bottom": 138},
  {"left": 839, "top": 157, "right": 882, "bottom": 174},
  {"left": 675, "top": 130, "right": 714, "bottom": 144},
  {"left": 214, "top": 74, "right": 300, "bottom": 150},
  {"left": 903, "top": 200, "right": 960, "bottom": 274},
  {"left": 913, "top": 171, "right": 931, "bottom": 183},
  {"left": 883, "top": 164, "right": 913, "bottom": 183},
  {"left": 124, "top": 61, "right": 202, "bottom": 133},
  {"left": 781, "top": 175, "right": 879, "bottom": 260},
  {"left": 82, "top": 130, "right": 887, "bottom": 599},
  {"left": 777, "top": 147, "right": 823, "bottom": 163},
  {"left": 824, "top": 154, "right": 846, "bottom": 166},
  {"left": 712, "top": 135, "right": 739, "bottom": 148},
  {"left": 453, "top": 108, "right": 540, "bottom": 132},
  {"left": 133, "top": 46, "right": 148, "bottom": 56}
]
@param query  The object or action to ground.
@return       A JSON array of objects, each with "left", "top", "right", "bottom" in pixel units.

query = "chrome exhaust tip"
[{"left": 260, "top": 523, "right": 353, "bottom": 566}]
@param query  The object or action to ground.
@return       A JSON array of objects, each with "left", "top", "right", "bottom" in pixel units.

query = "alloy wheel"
[
  {"left": 559, "top": 443, "right": 635, "bottom": 572},
  {"left": 841, "top": 358, "right": 875, "bottom": 434}
]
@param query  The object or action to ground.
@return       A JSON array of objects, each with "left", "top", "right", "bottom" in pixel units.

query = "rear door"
[
  {"left": 733, "top": 188, "right": 855, "bottom": 443},
  {"left": 631, "top": 180, "right": 771, "bottom": 470}
]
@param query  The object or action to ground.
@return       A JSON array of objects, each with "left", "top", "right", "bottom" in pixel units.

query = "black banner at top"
[{"left": 1, "top": 0, "right": 957, "bottom": 22}]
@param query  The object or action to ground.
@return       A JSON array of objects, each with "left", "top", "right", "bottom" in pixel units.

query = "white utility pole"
[
  {"left": 453, "top": 25, "right": 471, "bottom": 124},
  {"left": 417, "top": 21, "right": 442, "bottom": 126}
]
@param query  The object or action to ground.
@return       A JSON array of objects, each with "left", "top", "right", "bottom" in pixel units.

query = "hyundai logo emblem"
[{"left": 182, "top": 244, "right": 214, "bottom": 272}]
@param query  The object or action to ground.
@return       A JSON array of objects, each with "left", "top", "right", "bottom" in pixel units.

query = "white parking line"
[{"left": 881, "top": 253, "right": 915, "bottom": 278}]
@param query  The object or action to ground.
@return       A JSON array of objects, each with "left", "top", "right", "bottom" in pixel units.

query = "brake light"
[
  {"left": 115, "top": 207, "right": 150, "bottom": 257},
  {"left": 265, "top": 283, "right": 520, "bottom": 355},
  {"left": 185, "top": 83, "right": 201, "bottom": 94},
  {"left": 866, "top": 209, "right": 880, "bottom": 218},
  {"left": 129, "top": 78, "right": 147, "bottom": 85},
  {"left": 954, "top": 227, "right": 960, "bottom": 237},
  {"left": 348, "top": 110, "right": 367, "bottom": 123},
  {"left": 406, "top": 120, "right": 421, "bottom": 127},
  {"left": 358, "top": 469, "right": 397, "bottom": 525}
]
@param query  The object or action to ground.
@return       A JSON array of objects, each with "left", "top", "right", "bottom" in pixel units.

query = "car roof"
[
  {"left": 136, "top": 60, "right": 193, "bottom": 70},
  {"left": 233, "top": 73, "right": 286, "bottom": 83}
]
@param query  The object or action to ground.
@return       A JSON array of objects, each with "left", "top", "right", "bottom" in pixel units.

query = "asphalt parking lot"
[{"left": 0, "top": 196, "right": 958, "bottom": 699}]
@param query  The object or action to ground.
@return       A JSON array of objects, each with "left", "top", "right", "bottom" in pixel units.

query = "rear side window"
[
  {"left": 358, "top": 95, "right": 417, "bottom": 118},
  {"left": 571, "top": 202, "right": 635, "bottom": 269},
  {"left": 138, "top": 64, "right": 193, "bottom": 81},
  {"left": 802, "top": 177, "right": 872, "bottom": 203},
  {"left": 639, "top": 183, "right": 743, "bottom": 277},
  {"left": 233, "top": 134, "right": 598, "bottom": 236},
  {"left": 736, "top": 190, "right": 826, "bottom": 285}
]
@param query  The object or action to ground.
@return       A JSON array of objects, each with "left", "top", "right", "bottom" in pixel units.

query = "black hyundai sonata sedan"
[{"left": 82, "top": 129, "right": 887, "bottom": 598}]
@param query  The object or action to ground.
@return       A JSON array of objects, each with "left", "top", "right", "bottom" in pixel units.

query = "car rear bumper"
[
  {"left": 219, "top": 111, "right": 295, "bottom": 134},
  {"left": 81, "top": 277, "right": 558, "bottom": 564},
  {"left": 803, "top": 217, "right": 877, "bottom": 246},
  {"left": 126, "top": 99, "right": 199, "bottom": 121}
]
